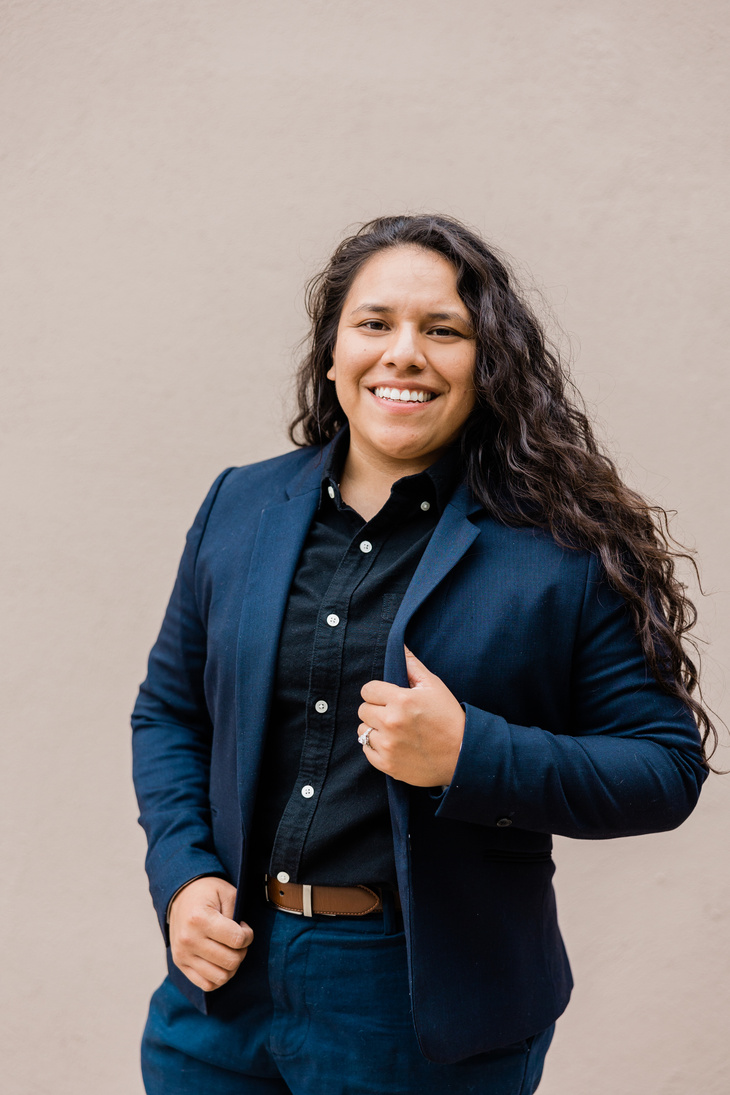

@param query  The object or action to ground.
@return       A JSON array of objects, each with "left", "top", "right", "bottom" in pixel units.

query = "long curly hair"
[{"left": 289, "top": 213, "right": 717, "bottom": 765}]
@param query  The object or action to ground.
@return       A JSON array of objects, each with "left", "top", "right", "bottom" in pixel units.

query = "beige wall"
[{"left": 2, "top": 2, "right": 729, "bottom": 1091}]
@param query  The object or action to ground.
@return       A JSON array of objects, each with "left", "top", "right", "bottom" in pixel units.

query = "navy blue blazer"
[{"left": 132, "top": 440, "right": 706, "bottom": 1063}]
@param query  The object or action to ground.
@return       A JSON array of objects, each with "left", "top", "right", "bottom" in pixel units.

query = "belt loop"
[{"left": 302, "top": 884, "right": 313, "bottom": 918}]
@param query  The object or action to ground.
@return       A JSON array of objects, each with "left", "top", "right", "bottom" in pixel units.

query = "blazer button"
[{"left": 496, "top": 817, "right": 512, "bottom": 827}]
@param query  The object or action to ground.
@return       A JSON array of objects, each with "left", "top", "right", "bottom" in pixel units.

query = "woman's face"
[{"left": 327, "top": 246, "right": 477, "bottom": 471}]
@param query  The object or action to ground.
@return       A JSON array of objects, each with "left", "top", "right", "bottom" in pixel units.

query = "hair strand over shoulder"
[{"left": 289, "top": 214, "right": 719, "bottom": 767}]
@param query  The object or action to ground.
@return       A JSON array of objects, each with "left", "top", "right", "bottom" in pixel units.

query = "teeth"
[{"left": 374, "top": 387, "right": 434, "bottom": 403}]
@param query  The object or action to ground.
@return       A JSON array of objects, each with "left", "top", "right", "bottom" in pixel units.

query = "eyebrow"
[{"left": 350, "top": 303, "right": 471, "bottom": 326}]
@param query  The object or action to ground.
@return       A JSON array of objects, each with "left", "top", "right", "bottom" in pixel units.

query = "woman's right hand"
[{"left": 168, "top": 876, "right": 253, "bottom": 992}]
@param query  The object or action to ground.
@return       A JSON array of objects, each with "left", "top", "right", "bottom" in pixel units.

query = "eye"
[
  {"left": 429, "top": 326, "right": 464, "bottom": 338},
  {"left": 358, "top": 320, "right": 389, "bottom": 331}
]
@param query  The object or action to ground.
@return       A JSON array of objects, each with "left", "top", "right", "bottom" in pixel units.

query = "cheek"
[
  {"left": 442, "top": 369, "right": 477, "bottom": 432},
  {"left": 331, "top": 346, "right": 372, "bottom": 395},
  {"left": 329, "top": 362, "right": 360, "bottom": 418},
  {"left": 449, "top": 360, "right": 477, "bottom": 406}
]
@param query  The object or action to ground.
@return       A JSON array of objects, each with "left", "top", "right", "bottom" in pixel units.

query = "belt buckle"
[{"left": 265, "top": 875, "right": 313, "bottom": 917}]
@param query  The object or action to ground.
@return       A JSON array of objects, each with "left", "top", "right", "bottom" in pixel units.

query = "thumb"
[
  {"left": 214, "top": 878, "right": 238, "bottom": 920},
  {"left": 404, "top": 645, "right": 431, "bottom": 688}
]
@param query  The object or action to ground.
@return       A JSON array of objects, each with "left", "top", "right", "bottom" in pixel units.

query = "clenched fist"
[
  {"left": 357, "top": 646, "right": 465, "bottom": 787},
  {"left": 168, "top": 876, "right": 253, "bottom": 992}
]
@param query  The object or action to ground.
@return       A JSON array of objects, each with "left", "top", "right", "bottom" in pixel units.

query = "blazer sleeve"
[
  {"left": 436, "top": 552, "right": 708, "bottom": 838},
  {"left": 131, "top": 470, "right": 233, "bottom": 941}
]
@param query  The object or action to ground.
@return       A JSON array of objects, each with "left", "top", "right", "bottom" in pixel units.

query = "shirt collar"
[{"left": 319, "top": 426, "right": 464, "bottom": 516}]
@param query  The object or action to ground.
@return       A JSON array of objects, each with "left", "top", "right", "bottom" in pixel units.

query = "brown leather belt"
[{"left": 265, "top": 875, "right": 400, "bottom": 917}]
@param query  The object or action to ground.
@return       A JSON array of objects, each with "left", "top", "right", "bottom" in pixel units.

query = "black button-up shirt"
[{"left": 250, "top": 433, "right": 462, "bottom": 887}]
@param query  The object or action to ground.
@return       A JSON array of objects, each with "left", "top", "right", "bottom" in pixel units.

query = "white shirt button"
[
  {"left": 326, "top": 613, "right": 340, "bottom": 627},
  {"left": 420, "top": 500, "right": 431, "bottom": 511},
  {"left": 327, "top": 485, "right": 335, "bottom": 499},
  {"left": 359, "top": 540, "right": 373, "bottom": 554},
  {"left": 315, "top": 699, "right": 328, "bottom": 714},
  {"left": 301, "top": 785, "right": 314, "bottom": 798},
  {"left": 276, "top": 871, "right": 290, "bottom": 884}
]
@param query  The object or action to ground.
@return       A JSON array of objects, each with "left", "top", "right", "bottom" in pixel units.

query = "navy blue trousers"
[{"left": 142, "top": 892, "right": 553, "bottom": 1094}]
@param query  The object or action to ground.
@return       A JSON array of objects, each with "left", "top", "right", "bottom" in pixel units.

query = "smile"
[{"left": 372, "top": 387, "right": 436, "bottom": 403}]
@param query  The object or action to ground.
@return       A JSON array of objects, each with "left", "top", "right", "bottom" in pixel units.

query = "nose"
[{"left": 382, "top": 323, "right": 426, "bottom": 371}]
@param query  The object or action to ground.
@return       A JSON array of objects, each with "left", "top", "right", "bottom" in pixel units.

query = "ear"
[{"left": 326, "top": 362, "right": 336, "bottom": 381}]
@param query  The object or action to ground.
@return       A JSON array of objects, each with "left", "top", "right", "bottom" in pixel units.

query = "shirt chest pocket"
[{"left": 369, "top": 592, "right": 404, "bottom": 682}]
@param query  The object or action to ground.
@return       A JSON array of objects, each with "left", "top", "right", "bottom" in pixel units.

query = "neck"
[{"left": 338, "top": 438, "right": 441, "bottom": 522}]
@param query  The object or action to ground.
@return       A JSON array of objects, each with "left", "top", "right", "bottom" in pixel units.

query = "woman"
[{"left": 132, "top": 215, "right": 712, "bottom": 1094}]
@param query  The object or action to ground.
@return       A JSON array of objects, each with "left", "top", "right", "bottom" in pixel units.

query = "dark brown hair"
[{"left": 289, "top": 213, "right": 717, "bottom": 764}]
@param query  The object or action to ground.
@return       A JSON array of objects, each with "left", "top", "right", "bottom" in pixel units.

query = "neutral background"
[{"left": 2, "top": 2, "right": 728, "bottom": 1092}]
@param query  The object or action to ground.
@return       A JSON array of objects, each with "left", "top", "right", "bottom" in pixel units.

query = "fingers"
[
  {"left": 358, "top": 722, "right": 388, "bottom": 771},
  {"left": 404, "top": 645, "right": 431, "bottom": 686},
  {"left": 356, "top": 658, "right": 465, "bottom": 785},
  {"left": 361, "top": 650, "right": 436, "bottom": 703},
  {"left": 358, "top": 721, "right": 380, "bottom": 749},
  {"left": 208, "top": 909, "right": 253, "bottom": 950},
  {"left": 358, "top": 697, "right": 419, "bottom": 732},
  {"left": 358, "top": 701, "right": 389, "bottom": 730},
  {"left": 169, "top": 877, "right": 254, "bottom": 991},
  {"left": 172, "top": 917, "right": 252, "bottom": 991},
  {"left": 175, "top": 908, "right": 252, "bottom": 956},
  {"left": 192, "top": 934, "right": 250, "bottom": 975},
  {"left": 179, "top": 955, "right": 241, "bottom": 993},
  {"left": 360, "top": 678, "right": 403, "bottom": 704}
]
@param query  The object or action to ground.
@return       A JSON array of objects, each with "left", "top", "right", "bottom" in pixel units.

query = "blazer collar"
[{"left": 285, "top": 434, "right": 341, "bottom": 500}]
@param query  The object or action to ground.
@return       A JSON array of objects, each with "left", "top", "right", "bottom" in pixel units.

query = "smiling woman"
[
  {"left": 327, "top": 246, "right": 477, "bottom": 519},
  {"left": 133, "top": 214, "right": 713, "bottom": 1094}
]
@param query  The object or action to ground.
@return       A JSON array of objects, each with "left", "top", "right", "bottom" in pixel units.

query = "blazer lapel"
[
  {"left": 383, "top": 490, "right": 482, "bottom": 867},
  {"left": 235, "top": 486, "right": 321, "bottom": 838},
  {"left": 384, "top": 487, "right": 482, "bottom": 685}
]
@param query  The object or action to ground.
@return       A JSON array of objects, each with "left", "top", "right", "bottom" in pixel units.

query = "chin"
[{"left": 376, "top": 442, "right": 441, "bottom": 464}]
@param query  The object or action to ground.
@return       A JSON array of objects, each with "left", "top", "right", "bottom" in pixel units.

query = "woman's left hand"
[{"left": 357, "top": 646, "right": 465, "bottom": 787}]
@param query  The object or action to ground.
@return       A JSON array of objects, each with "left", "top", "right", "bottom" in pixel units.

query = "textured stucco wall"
[{"left": 1, "top": 2, "right": 728, "bottom": 1091}]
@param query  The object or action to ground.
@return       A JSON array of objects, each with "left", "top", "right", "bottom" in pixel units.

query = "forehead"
[{"left": 344, "top": 246, "right": 462, "bottom": 307}]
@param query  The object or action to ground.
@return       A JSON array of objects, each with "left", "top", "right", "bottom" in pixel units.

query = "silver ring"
[{"left": 358, "top": 726, "right": 374, "bottom": 749}]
